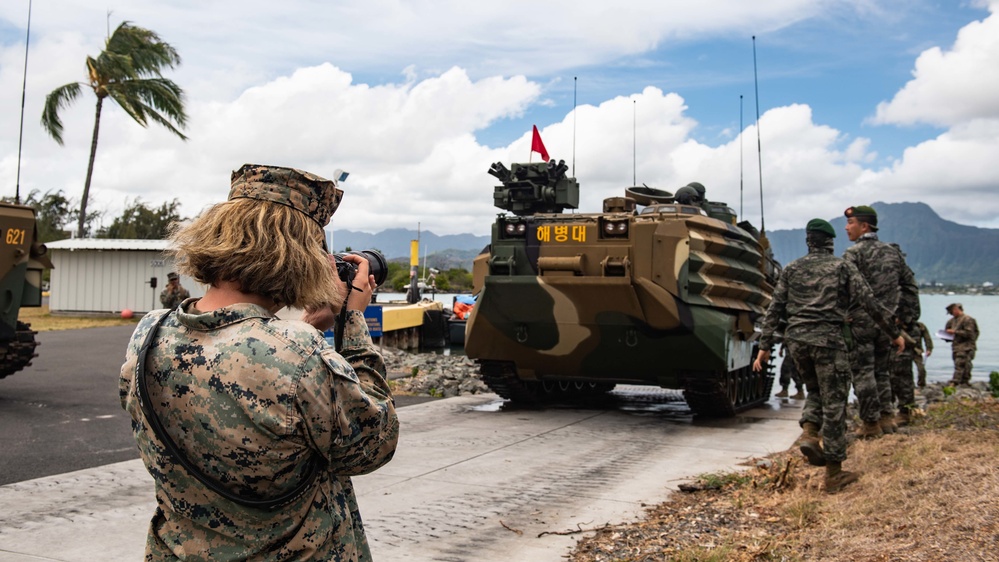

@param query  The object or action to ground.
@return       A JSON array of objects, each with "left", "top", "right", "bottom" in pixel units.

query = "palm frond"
[
  {"left": 106, "top": 77, "right": 188, "bottom": 139},
  {"left": 41, "top": 82, "right": 83, "bottom": 144},
  {"left": 106, "top": 22, "right": 181, "bottom": 76}
]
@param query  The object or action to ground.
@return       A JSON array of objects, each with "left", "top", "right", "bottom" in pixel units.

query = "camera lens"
[{"left": 338, "top": 250, "right": 388, "bottom": 287}]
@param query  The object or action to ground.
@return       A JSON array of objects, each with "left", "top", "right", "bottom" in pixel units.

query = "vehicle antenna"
[
  {"left": 15, "top": 0, "right": 32, "bottom": 204},
  {"left": 739, "top": 94, "right": 744, "bottom": 221},
  {"left": 572, "top": 76, "right": 577, "bottom": 177},
  {"left": 752, "top": 35, "right": 766, "bottom": 234},
  {"left": 632, "top": 99, "right": 636, "bottom": 186}
]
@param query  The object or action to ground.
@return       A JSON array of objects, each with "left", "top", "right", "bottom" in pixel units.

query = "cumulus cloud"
[
  {"left": 1, "top": 0, "right": 998, "bottom": 240},
  {"left": 872, "top": 0, "right": 999, "bottom": 127}
]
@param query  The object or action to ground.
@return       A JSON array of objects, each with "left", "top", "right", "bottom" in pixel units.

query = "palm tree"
[{"left": 41, "top": 21, "right": 188, "bottom": 238}]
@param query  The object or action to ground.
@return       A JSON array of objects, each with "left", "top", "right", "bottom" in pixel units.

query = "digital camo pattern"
[
  {"left": 891, "top": 322, "right": 919, "bottom": 412},
  {"left": 788, "top": 341, "right": 851, "bottom": 462},
  {"left": 779, "top": 350, "right": 802, "bottom": 390},
  {"left": 946, "top": 314, "right": 979, "bottom": 384},
  {"left": 843, "top": 233, "right": 921, "bottom": 324},
  {"left": 758, "top": 246, "right": 898, "bottom": 351},
  {"left": 848, "top": 336, "right": 881, "bottom": 423},
  {"left": 843, "top": 233, "right": 919, "bottom": 419},
  {"left": 229, "top": 164, "right": 345, "bottom": 228},
  {"left": 912, "top": 321, "right": 933, "bottom": 386},
  {"left": 159, "top": 285, "right": 191, "bottom": 310},
  {"left": 120, "top": 302, "right": 399, "bottom": 561}
]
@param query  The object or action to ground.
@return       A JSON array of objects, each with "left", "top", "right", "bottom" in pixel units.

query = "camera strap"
[
  {"left": 333, "top": 281, "right": 361, "bottom": 352},
  {"left": 135, "top": 309, "right": 323, "bottom": 510}
]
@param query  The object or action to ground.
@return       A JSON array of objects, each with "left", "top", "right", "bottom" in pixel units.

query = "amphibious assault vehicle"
[
  {"left": 0, "top": 201, "right": 53, "bottom": 379},
  {"left": 464, "top": 160, "right": 780, "bottom": 416}
]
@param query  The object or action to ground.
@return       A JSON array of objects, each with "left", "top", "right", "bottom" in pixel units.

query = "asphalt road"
[
  {"left": 0, "top": 325, "right": 139, "bottom": 486},
  {"left": 0, "top": 325, "right": 434, "bottom": 486}
]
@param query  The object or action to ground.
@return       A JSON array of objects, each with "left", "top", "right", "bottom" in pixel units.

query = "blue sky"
[{"left": 1, "top": 0, "right": 997, "bottom": 237}]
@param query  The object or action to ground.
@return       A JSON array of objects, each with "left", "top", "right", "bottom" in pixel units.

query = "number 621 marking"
[{"left": 5, "top": 229, "right": 26, "bottom": 245}]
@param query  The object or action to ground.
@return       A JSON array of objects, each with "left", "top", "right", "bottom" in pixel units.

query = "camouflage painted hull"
[
  {"left": 0, "top": 202, "right": 52, "bottom": 380},
  {"left": 466, "top": 195, "right": 777, "bottom": 416}
]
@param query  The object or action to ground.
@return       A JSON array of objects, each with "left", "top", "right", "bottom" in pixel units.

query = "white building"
[{"left": 46, "top": 239, "right": 204, "bottom": 315}]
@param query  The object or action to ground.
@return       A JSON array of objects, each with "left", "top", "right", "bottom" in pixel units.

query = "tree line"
[{"left": 2, "top": 190, "right": 181, "bottom": 242}]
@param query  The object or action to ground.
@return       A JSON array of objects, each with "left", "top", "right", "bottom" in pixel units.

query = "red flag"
[{"left": 531, "top": 125, "right": 550, "bottom": 162}]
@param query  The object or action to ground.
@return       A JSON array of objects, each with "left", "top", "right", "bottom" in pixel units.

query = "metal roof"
[{"left": 45, "top": 239, "right": 171, "bottom": 251}]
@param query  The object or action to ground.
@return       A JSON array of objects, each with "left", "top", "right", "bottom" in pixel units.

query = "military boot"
[
  {"left": 775, "top": 386, "right": 789, "bottom": 398},
  {"left": 855, "top": 420, "right": 883, "bottom": 439},
  {"left": 790, "top": 387, "right": 805, "bottom": 400},
  {"left": 824, "top": 461, "right": 860, "bottom": 494},
  {"left": 879, "top": 413, "right": 898, "bottom": 434},
  {"left": 894, "top": 409, "right": 911, "bottom": 427},
  {"left": 796, "top": 422, "right": 825, "bottom": 466}
]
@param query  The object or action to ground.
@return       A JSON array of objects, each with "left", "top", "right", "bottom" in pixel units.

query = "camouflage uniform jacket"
[
  {"left": 913, "top": 321, "right": 933, "bottom": 354},
  {"left": 843, "top": 233, "right": 920, "bottom": 329},
  {"left": 759, "top": 246, "right": 900, "bottom": 350},
  {"left": 160, "top": 286, "right": 192, "bottom": 310},
  {"left": 120, "top": 299, "right": 399, "bottom": 561},
  {"left": 946, "top": 314, "right": 979, "bottom": 350}
]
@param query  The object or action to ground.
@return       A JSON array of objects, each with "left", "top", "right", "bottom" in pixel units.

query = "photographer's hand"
[{"left": 340, "top": 254, "right": 376, "bottom": 312}]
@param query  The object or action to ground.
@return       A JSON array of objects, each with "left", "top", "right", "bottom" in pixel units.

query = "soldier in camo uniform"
[
  {"left": 912, "top": 320, "right": 933, "bottom": 388},
  {"left": 776, "top": 343, "right": 804, "bottom": 399},
  {"left": 159, "top": 272, "right": 191, "bottom": 310},
  {"left": 891, "top": 319, "right": 920, "bottom": 425},
  {"left": 753, "top": 219, "right": 902, "bottom": 493},
  {"left": 842, "top": 205, "right": 920, "bottom": 438},
  {"left": 945, "top": 303, "right": 980, "bottom": 386},
  {"left": 120, "top": 164, "right": 399, "bottom": 561}
]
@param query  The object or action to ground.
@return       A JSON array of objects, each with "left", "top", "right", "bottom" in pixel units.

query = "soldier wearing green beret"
[
  {"left": 843, "top": 205, "right": 921, "bottom": 434},
  {"left": 120, "top": 164, "right": 399, "bottom": 560},
  {"left": 754, "top": 218, "right": 903, "bottom": 493}
]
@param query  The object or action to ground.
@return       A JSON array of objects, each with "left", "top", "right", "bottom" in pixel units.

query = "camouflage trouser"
[
  {"left": 890, "top": 354, "right": 916, "bottom": 413},
  {"left": 914, "top": 353, "right": 927, "bottom": 386},
  {"left": 789, "top": 341, "right": 851, "bottom": 463},
  {"left": 779, "top": 357, "right": 803, "bottom": 389},
  {"left": 872, "top": 332, "right": 896, "bottom": 417},
  {"left": 951, "top": 345, "right": 976, "bottom": 385},
  {"left": 848, "top": 330, "right": 881, "bottom": 424}
]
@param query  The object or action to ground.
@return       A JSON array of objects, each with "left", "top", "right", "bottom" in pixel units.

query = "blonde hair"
[{"left": 170, "top": 199, "right": 341, "bottom": 310}]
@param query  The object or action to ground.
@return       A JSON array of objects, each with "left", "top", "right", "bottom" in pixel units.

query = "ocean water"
[
  {"left": 916, "top": 294, "right": 996, "bottom": 383},
  {"left": 378, "top": 291, "right": 996, "bottom": 382}
]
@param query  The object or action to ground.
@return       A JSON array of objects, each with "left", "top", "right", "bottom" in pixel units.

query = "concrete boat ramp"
[{"left": 0, "top": 391, "right": 802, "bottom": 562}]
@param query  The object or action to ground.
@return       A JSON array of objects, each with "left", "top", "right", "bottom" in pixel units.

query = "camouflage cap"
[
  {"left": 805, "top": 218, "right": 836, "bottom": 238},
  {"left": 228, "top": 164, "right": 344, "bottom": 228},
  {"left": 167, "top": 271, "right": 179, "bottom": 281},
  {"left": 946, "top": 303, "right": 962, "bottom": 313}
]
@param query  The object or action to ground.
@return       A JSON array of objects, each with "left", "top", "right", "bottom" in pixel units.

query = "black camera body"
[{"left": 333, "top": 250, "right": 388, "bottom": 287}]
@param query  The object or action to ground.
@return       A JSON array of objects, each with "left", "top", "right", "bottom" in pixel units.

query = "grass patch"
[
  {"left": 18, "top": 305, "right": 140, "bottom": 331},
  {"left": 570, "top": 398, "right": 999, "bottom": 562}
]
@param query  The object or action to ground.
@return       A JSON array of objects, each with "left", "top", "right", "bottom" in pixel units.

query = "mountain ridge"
[{"left": 330, "top": 202, "right": 998, "bottom": 283}]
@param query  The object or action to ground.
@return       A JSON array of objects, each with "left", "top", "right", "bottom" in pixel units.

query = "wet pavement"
[{"left": 0, "top": 389, "right": 804, "bottom": 562}]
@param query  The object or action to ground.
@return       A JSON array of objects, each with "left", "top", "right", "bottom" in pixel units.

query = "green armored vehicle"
[
  {"left": 0, "top": 201, "right": 53, "bottom": 379},
  {"left": 464, "top": 160, "right": 779, "bottom": 416}
]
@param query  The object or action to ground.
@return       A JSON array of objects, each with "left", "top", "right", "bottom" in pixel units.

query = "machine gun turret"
[{"left": 489, "top": 160, "right": 578, "bottom": 216}]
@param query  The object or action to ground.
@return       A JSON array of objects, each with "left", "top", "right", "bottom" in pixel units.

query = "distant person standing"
[
  {"left": 912, "top": 320, "right": 934, "bottom": 388},
  {"left": 891, "top": 318, "right": 920, "bottom": 426},
  {"left": 753, "top": 219, "right": 903, "bottom": 494},
  {"left": 776, "top": 343, "right": 805, "bottom": 399},
  {"left": 842, "top": 205, "right": 920, "bottom": 437},
  {"left": 159, "top": 272, "right": 190, "bottom": 310},
  {"left": 945, "top": 303, "right": 979, "bottom": 386}
]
